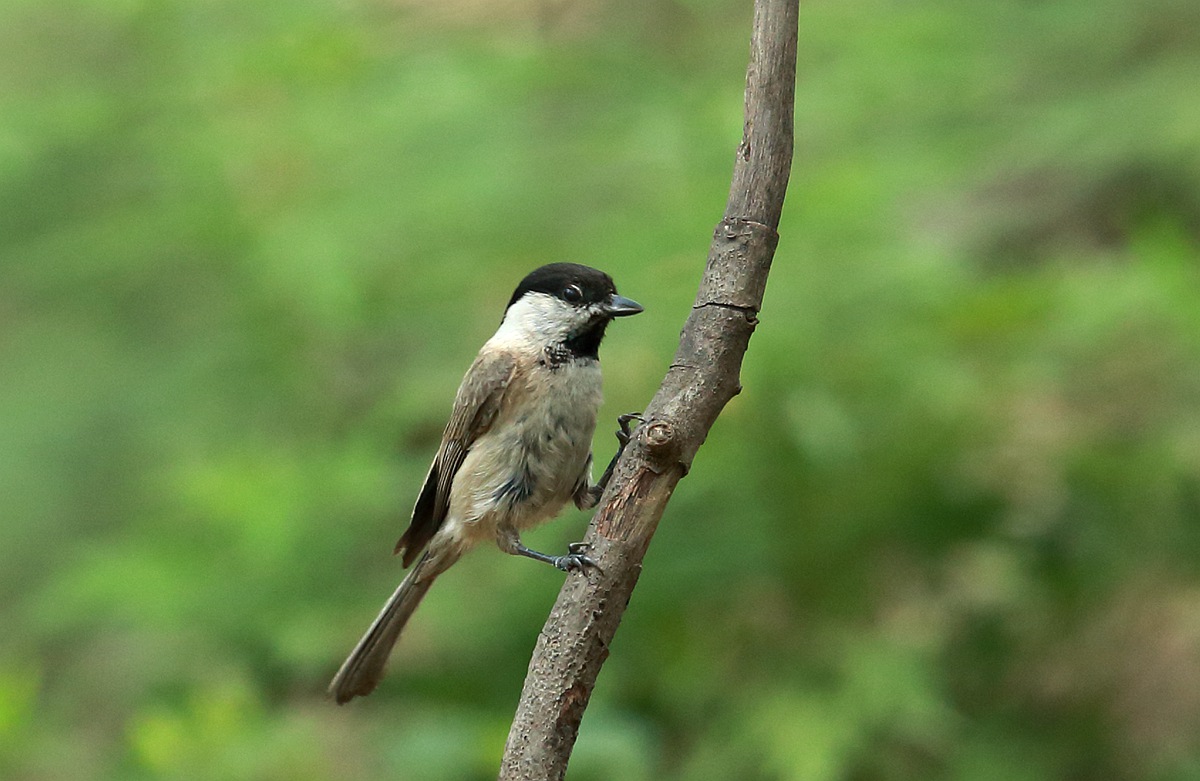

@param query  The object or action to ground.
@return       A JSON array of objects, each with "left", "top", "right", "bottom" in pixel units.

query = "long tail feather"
[{"left": 329, "top": 553, "right": 439, "bottom": 704}]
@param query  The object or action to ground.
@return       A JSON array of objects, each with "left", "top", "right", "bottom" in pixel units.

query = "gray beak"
[{"left": 604, "top": 294, "right": 644, "bottom": 318}]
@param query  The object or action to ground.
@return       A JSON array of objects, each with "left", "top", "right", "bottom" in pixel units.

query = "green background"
[{"left": 3, "top": 0, "right": 1200, "bottom": 779}]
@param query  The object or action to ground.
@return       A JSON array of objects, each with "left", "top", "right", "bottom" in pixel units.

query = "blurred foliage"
[{"left": 2, "top": 0, "right": 1200, "bottom": 779}]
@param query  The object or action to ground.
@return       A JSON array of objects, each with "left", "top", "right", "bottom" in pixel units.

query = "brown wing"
[{"left": 394, "top": 350, "right": 518, "bottom": 567}]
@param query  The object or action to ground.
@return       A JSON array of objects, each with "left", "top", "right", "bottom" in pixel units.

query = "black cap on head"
[{"left": 507, "top": 263, "right": 618, "bottom": 310}]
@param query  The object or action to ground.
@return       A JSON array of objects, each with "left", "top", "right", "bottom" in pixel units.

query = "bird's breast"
[{"left": 452, "top": 358, "right": 603, "bottom": 531}]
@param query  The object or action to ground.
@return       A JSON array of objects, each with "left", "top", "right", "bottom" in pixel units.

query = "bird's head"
[{"left": 496, "top": 263, "right": 642, "bottom": 358}]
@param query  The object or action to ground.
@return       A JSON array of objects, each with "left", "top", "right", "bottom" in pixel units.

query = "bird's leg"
[
  {"left": 515, "top": 541, "right": 599, "bottom": 574},
  {"left": 598, "top": 412, "right": 643, "bottom": 494},
  {"left": 531, "top": 412, "right": 642, "bottom": 570},
  {"left": 576, "top": 412, "right": 644, "bottom": 510},
  {"left": 498, "top": 527, "right": 599, "bottom": 574}
]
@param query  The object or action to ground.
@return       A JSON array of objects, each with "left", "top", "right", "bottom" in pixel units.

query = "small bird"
[{"left": 330, "top": 263, "right": 643, "bottom": 704}]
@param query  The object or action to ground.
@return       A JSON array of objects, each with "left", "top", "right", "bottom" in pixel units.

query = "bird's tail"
[{"left": 329, "top": 552, "right": 442, "bottom": 704}]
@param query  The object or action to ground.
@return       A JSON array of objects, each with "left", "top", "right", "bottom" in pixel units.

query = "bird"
[{"left": 329, "top": 262, "right": 643, "bottom": 704}]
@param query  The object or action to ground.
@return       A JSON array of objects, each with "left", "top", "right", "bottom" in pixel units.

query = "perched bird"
[{"left": 330, "top": 263, "right": 643, "bottom": 704}]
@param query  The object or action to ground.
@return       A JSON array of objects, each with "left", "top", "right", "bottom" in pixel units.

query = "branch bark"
[{"left": 498, "top": 2, "right": 797, "bottom": 778}]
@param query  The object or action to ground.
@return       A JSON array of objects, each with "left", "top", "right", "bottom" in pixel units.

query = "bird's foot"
[
  {"left": 594, "top": 413, "right": 645, "bottom": 495},
  {"left": 512, "top": 541, "right": 601, "bottom": 575},
  {"left": 552, "top": 542, "right": 601, "bottom": 574},
  {"left": 615, "top": 412, "right": 645, "bottom": 449}
]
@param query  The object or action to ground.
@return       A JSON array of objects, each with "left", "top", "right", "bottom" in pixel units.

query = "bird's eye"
[{"left": 562, "top": 284, "right": 583, "bottom": 303}]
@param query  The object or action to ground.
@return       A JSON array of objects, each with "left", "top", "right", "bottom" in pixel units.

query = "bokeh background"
[{"left": 4, "top": 0, "right": 1200, "bottom": 779}]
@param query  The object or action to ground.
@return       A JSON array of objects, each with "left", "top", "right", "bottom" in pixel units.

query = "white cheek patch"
[{"left": 491, "top": 293, "right": 584, "bottom": 346}]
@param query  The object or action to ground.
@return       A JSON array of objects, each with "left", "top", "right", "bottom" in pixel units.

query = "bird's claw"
[
  {"left": 615, "top": 412, "right": 645, "bottom": 448},
  {"left": 554, "top": 542, "right": 601, "bottom": 574}
]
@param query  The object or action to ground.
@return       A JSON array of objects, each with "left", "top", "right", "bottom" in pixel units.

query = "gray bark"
[{"left": 498, "top": 1, "right": 798, "bottom": 778}]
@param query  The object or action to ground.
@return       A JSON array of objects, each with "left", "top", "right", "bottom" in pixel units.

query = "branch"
[{"left": 498, "top": 2, "right": 797, "bottom": 778}]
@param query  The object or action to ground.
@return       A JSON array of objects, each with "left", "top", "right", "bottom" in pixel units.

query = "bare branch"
[{"left": 498, "top": 2, "right": 798, "bottom": 778}]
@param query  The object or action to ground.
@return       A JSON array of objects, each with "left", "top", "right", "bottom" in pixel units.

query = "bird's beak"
[{"left": 604, "top": 294, "right": 644, "bottom": 318}]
